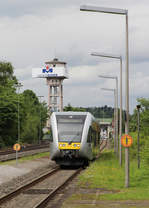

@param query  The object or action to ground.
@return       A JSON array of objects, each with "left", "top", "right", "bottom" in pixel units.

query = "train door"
[{"left": 86, "top": 126, "right": 94, "bottom": 160}]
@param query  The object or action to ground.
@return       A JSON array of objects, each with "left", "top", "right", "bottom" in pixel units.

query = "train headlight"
[
  {"left": 77, "top": 144, "right": 80, "bottom": 147},
  {"left": 73, "top": 144, "right": 77, "bottom": 147},
  {"left": 62, "top": 144, "right": 66, "bottom": 147}
]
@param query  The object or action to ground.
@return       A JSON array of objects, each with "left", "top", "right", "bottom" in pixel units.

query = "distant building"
[{"left": 96, "top": 118, "right": 113, "bottom": 138}]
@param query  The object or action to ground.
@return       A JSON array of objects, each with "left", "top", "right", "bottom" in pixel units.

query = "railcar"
[{"left": 49, "top": 112, "right": 100, "bottom": 166}]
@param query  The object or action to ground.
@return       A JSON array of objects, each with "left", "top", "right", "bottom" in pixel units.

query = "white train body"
[{"left": 49, "top": 112, "right": 100, "bottom": 166}]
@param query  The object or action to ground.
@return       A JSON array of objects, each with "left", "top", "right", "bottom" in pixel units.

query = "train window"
[
  {"left": 42, "top": 128, "right": 53, "bottom": 142},
  {"left": 56, "top": 115, "right": 86, "bottom": 143},
  {"left": 87, "top": 127, "right": 92, "bottom": 143}
]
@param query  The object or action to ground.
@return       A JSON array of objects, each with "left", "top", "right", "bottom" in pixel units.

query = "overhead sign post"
[
  {"left": 13, "top": 143, "right": 21, "bottom": 165},
  {"left": 121, "top": 134, "right": 133, "bottom": 188}
]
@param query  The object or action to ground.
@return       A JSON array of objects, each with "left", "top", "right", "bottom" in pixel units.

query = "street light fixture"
[
  {"left": 101, "top": 87, "right": 116, "bottom": 152},
  {"left": 99, "top": 75, "right": 118, "bottom": 157},
  {"left": 80, "top": 4, "right": 130, "bottom": 188},
  {"left": 80, "top": 5, "right": 127, "bottom": 15},
  {"left": 91, "top": 52, "right": 123, "bottom": 165}
]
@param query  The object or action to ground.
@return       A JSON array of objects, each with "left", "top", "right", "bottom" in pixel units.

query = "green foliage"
[
  {"left": 129, "top": 97, "right": 149, "bottom": 167},
  {"left": 64, "top": 104, "right": 114, "bottom": 118},
  {"left": 0, "top": 61, "right": 17, "bottom": 86},
  {"left": 0, "top": 82, "right": 18, "bottom": 146},
  {"left": 76, "top": 150, "right": 149, "bottom": 200},
  {"left": 0, "top": 61, "right": 48, "bottom": 147},
  {"left": 20, "top": 90, "right": 48, "bottom": 144},
  {"left": 64, "top": 103, "right": 85, "bottom": 112},
  {"left": 130, "top": 98, "right": 149, "bottom": 134}
]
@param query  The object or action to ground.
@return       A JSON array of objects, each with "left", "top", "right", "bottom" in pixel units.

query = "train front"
[{"left": 50, "top": 112, "right": 87, "bottom": 166}]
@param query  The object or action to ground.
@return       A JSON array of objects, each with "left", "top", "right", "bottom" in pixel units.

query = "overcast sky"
[{"left": 0, "top": 0, "right": 149, "bottom": 114}]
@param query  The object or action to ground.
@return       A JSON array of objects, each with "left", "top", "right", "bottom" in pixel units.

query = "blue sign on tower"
[{"left": 42, "top": 65, "right": 53, "bottom": 73}]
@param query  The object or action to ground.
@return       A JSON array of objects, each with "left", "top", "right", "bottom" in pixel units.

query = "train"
[{"left": 48, "top": 111, "right": 100, "bottom": 167}]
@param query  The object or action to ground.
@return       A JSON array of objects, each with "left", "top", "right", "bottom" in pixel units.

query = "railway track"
[
  {"left": 0, "top": 144, "right": 50, "bottom": 162},
  {"left": 0, "top": 144, "right": 49, "bottom": 156},
  {"left": 0, "top": 166, "right": 82, "bottom": 208}
]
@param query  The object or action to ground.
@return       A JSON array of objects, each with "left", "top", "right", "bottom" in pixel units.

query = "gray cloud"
[{"left": 1, "top": 0, "right": 149, "bottom": 114}]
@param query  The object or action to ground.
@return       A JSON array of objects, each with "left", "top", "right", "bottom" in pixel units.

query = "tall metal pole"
[
  {"left": 16, "top": 83, "right": 23, "bottom": 143},
  {"left": 115, "top": 77, "right": 118, "bottom": 157},
  {"left": 119, "top": 57, "right": 123, "bottom": 166},
  {"left": 137, "top": 105, "right": 141, "bottom": 169},
  {"left": 114, "top": 89, "right": 116, "bottom": 153},
  {"left": 101, "top": 88, "right": 116, "bottom": 153},
  {"left": 125, "top": 13, "right": 129, "bottom": 188},
  {"left": 80, "top": 4, "right": 129, "bottom": 188},
  {"left": 38, "top": 96, "right": 44, "bottom": 144},
  {"left": 18, "top": 90, "right": 20, "bottom": 143},
  {"left": 99, "top": 75, "right": 118, "bottom": 156}
]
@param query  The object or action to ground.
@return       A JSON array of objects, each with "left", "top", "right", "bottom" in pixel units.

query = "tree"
[
  {"left": 0, "top": 61, "right": 49, "bottom": 147},
  {"left": 130, "top": 98, "right": 149, "bottom": 134},
  {"left": 64, "top": 103, "right": 85, "bottom": 112},
  {"left": 0, "top": 61, "right": 17, "bottom": 86},
  {"left": 0, "top": 61, "right": 19, "bottom": 147},
  {"left": 0, "top": 82, "right": 18, "bottom": 146},
  {"left": 20, "top": 90, "right": 48, "bottom": 143}
]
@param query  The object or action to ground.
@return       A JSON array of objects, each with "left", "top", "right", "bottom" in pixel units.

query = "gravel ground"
[
  {"left": 0, "top": 169, "right": 77, "bottom": 208},
  {"left": 0, "top": 156, "right": 56, "bottom": 198}
]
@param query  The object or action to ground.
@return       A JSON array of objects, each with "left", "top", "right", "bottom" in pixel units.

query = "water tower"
[
  {"left": 32, "top": 58, "right": 68, "bottom": 125},
  {"left": 45, "top": 58, "right": 68, "bottom": 112}
]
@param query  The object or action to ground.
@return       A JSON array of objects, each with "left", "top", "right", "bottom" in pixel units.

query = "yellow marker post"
[{"left": 13, "top": 143, "right": 21, "bottom": 165}]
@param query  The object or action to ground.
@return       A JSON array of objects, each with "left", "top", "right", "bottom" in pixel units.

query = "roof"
[
  {"left": 45, "top": 58, "right": 66, "bottom": 65},
  {"left": 96, "top": 118, "right": 112, "bottom": 125},
  {"left": 52, "top": 111, "right": 91, "bottom": 116}
]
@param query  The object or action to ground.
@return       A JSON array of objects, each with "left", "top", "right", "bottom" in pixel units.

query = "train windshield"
[{"left": 56, "top": 115, "right": 86, "bottom": 143}]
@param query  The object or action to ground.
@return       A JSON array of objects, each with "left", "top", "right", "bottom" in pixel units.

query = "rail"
[{"left": 0, "top": 167, "right": 82, "bottom": 208}]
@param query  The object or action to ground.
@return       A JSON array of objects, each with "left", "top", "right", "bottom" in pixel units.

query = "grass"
[
  {"left": 76, "top": 150, "right": 149, "bottom": 200},
  {"left": 0, "top": 152, "right": 50, "bottom": 165}
]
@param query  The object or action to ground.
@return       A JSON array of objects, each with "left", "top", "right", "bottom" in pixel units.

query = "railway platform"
[{"left": 0, "top": 156, "right": 55, "bottom": 185}]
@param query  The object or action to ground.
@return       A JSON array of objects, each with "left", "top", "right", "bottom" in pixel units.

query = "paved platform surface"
[{"left": 0, "top": 157, "right": 54, "bottom": 185}]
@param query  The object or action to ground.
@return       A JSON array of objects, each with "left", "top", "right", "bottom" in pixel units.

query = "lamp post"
[
  {"left": 101, "top": 88, "right": 116, "bottom": 152},
  {"left": 91, "top": 52, "right": 123, "bottom": 165},
  {"left": 15, "top": 83, "right": 23, "bottom": 143},
  {"left": 100, "top": 76, "right": 118, "bottom": 156},
  {"left": 80, "top": 4, "right": 130, "bottom": 188},
  {"left": 38, "top": 96, "right": 44, "bottom": 144},
  {"left": 136, "top": 104, "right": 141, "bottom": 169}
]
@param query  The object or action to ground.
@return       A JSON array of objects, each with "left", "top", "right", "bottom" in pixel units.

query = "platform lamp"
[
  {"left": 101, "top": 87, "right": 116, "bottom": 153},
  {"left": 80, "top": 4, "right": 130, "bottom": 188},
  {"left": 99, "top": 75, "right": 118, "bottom": 157},
  {"left": 91, "top": 52, "right": 123, "bottom": 165}
]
